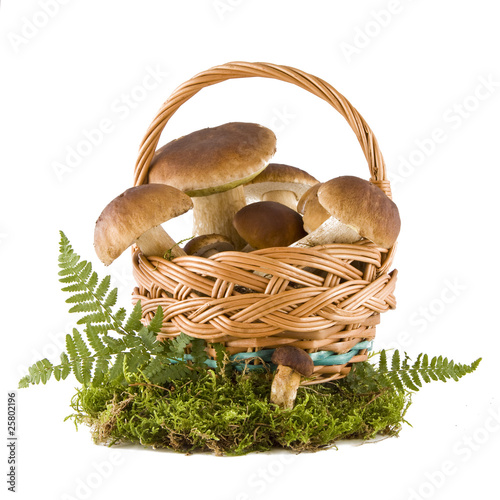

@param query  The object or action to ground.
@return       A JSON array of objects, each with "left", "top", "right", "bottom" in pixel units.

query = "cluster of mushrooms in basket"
[{"left": 93, "top": 122, "right": 401, "bottom": 409}]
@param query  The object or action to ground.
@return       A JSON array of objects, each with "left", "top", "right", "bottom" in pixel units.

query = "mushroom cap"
[
  {"left": 297, "top": 183, "right": 330, "bottom": 233},
  {"left": 317, "top": 176, "right": 401, "bottom": 249},
  {"left": 271, "top": 345, "right": 314, "bottom": 377},
  {"left": 296, "top": 183, "right": 321, "bottom": 215},
  {"left": 183, "top": 233, "right": 234, "bottom": 257},
  {"left": 232, "top": 201, "right": 307, "bottom": 249},
  {"left": 148, "top": 122, "right": 277, "bottom": 196},
  {"left": 244, "top": 163, "right": 319, "bottom": 202},
  {"left": 94, "top": 184, "right": 193, "bottom": 265}
]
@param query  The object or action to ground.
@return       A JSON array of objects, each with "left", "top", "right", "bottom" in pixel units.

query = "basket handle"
[{"left": 133, "top": 61, "right": 391, "bottom": 198}]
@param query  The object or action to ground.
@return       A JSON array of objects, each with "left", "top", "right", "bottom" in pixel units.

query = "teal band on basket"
[{"left": 179, "top": 341, "right": 373, "bottom": 372}]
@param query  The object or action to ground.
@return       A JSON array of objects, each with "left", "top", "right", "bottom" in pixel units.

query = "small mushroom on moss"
[
  {"left": 183, "top": 233, "right": 234, "bottom": 258},
  {"left": 94, "top": 184, "right": 193, "bottom": 265},
  {"left": 232, "top": 201, "right": 307, "bottom": 249},
  {"left": 270, "top": 346, "right": 314, "bottom": 409}
]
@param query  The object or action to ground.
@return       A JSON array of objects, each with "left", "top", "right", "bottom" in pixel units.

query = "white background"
[{"left": 1, "top": 1, "right": 499, "bottom": 499}]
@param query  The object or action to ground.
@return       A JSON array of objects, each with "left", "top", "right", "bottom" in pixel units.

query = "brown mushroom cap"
[
  {"left": 271, "top": 346, "right": 314, "bottom": 377},
  {"left": 94, "top": 184, "right": 193, "bottom": 265},
  {"left": 183, "top": 233, "right": 234, "bottom": 257},
  {"left": 317, "top": 176, "right": 401, "bottom": 249},
  {"left": 296, "top": 183, "right": 320, "bottom": 215},
  {"left": 244, "top": 163, "right": 319, "bottom": 208},
  {"left": 148, "top": 122, "right": 277, "bottom": 196},
  {"left": 297, "top": 183, "right": 330, "bottom": 233},
  {"left": 232, "top": 201, "right": 307, "bottom": 249}
]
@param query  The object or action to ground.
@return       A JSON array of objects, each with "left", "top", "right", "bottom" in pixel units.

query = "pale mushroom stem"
[
  {"left": 270, "top": 365, "right": 302, "bottom": 409},
  {"left": 135, "top": 225, "right": 186, "bottom": 259},
  {"left": 262, "top": 190, "right": 298, "bottom": 210},
  {"left": 192, "top": 185, "right": 247, "bottom": 250},
  {"left": 291, "top": 216, "right": 362, "bottom": 248}
]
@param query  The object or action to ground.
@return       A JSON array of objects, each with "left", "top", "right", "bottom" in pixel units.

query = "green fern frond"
[
  {"left": 94, "top": 274, "right": 111, "bottom": 300},
  {"left": 73, "top": 312, "right": 106, "bottom": 325},
  {"left": 142, "top": 356, "right": 193, "bottom": 385},
  {"left": 72, "top": 328, "right": 92, "bottom": 359},
  {"left": 124, "top": 301, "right": 143, "bottom": 332},
  {"left": 65, "top": 333, "right": 78, "bottom": 364},
  {"left": 167, "top": 332, "right": 192, "bottom": 360},
  {"left": 378, "top": 349, "right": 388, "bottom": 374},
  {"left": 115, "top": 308, "right": 127, "bottom": 324},
  {"left": 68, "top": 301, "right": 102, "bottom": 315},
  {"left": 138, "top": 327, "right": 160, "bottom": 353},
  {"left": 85, "top": 325, "right": 107, "bottom": 353},
  {"left": 59, "top": 352, "right": 71, "bottom": 379},
  {"left": 24, "top": 359, "right": 53, "bottom": 386},
  {"left": 108, "top": 352, "right": 126, "bottom": 384},
  {"left": 141, "top": 356, "right": 164, "bottom": 383},
  {"left": 57, "top": 231, "right": 126, "bottom": 334},
  {"left": 191, "top": 338, "right": 209, "bottom": 366},
  {"left": 92, "top": 357, "right": 110, "bottom": 386},
  {"left": 374, "top": 350, "right": 481, "bottom": 393},
  {"left": 19, "top": 234, "right": 201, "bottom": 389},
  {"left": 103, "top": 288, "right": 118, "bottom": 308},
  {"left": 147, "top": 306, "right": 164, "bottom": 334},
  {"left": 123, "top": 350, "right": 151, "bottom": 381}
]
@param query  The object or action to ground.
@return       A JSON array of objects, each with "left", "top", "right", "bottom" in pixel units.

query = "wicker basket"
[{"left": 130, "top": 61, "right": 398, "bottom": 385}]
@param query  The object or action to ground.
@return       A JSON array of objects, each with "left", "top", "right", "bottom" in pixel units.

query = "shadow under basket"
[{"left": 129, "top": 61, "right": 399, "bottom": 385}]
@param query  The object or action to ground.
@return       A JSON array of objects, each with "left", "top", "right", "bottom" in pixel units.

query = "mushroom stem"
[
  {"left": 136, "top": 225, "right": 186, "bottom": 259},
  {"left": 262, "top": 190, "right": 298, "bottom": 210},
  {"left": 192, "top": 186, "right": 247, "bottom": 250},
  {"left": 290, "top": 216, "right": 362, "bottom": 248},
  {"left": 270, "top": 365, "right": 302, "bottom": 409}
]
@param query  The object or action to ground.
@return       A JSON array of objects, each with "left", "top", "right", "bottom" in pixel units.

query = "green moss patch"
[{"left": 67, "top": 369, "right": 411, "bottom": 456}]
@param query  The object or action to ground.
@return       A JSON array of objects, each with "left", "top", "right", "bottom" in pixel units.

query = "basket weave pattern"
[{"left": 130, "top": 62, "right": 398, "bottom": 384}]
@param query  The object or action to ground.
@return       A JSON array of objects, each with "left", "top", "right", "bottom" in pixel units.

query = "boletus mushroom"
[
  {"left": 183, "top": 233, "right": 234, "bottom": 258},
  {"left": 148, "top": 122, "right": 277, "bottom": 250},
  {"left": 270, "top": 345, "right": 314, "bottom": 409},
  {"left": 244, "top": 163, "right": 319, "bottom": 211},
  {"left": 232, "top": 201, "right": 307, "bottom": 250},
  {"left": 292, "top": 176, "right": 401, "bottom": 249},
  {"left": 94, "top": 184, "right": 193, "bottom": 265}
]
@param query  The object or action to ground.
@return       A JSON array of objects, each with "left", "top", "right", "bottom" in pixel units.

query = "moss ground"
[{"left": 67, "top": 367, "right": 411, "bottom": 456}]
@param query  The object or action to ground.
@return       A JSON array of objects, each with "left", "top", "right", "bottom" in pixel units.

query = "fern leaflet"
[{"left": 373, "top": 350, "right": 481, "bottom": 393}]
